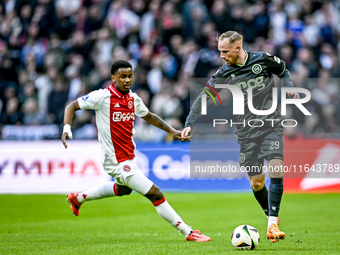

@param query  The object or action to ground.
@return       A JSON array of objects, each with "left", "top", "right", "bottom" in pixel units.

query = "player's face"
[
  {"left": 218, "top": 38, "right": 240, "bottom": 66},
  {"left": 111, "top": 68, "right": 133, "bottom": 92}
]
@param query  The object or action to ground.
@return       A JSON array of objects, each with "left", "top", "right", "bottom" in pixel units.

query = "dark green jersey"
[{"left": 186, "top": 51, "right": 291, "bottom": 138}]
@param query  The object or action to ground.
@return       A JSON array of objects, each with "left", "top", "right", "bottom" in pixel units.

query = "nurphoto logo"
[{"left": 199, "top": 83, "right": 312, "bottom": 128}]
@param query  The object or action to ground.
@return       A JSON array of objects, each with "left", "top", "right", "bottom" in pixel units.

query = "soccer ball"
[{"left": 231, "top": 225, "right": 260, "bottom": 250}]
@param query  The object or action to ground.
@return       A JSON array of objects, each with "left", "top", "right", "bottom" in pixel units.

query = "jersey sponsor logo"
[
  {"left": 234, "top": 76, "right": 265, "bottom": 92},
  {"left": 82, "top": 95, "right": 89, "bottom": 101},
  {"left": 239, "top": 153, "right": 246, "bottom": 164},
  {"left": 123, "top": 165, "right": 131, "bottom": 172},
  {"left": 128, "top": 101, "right": 134, "bottom": 109},
  {"left": 252, "top": 64, "right": 262, "bottom": 74},
  {"left": 113, "top": 112, "right": 135, "bottom": 122}
]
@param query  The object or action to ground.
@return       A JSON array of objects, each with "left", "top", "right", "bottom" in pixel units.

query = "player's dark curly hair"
[{"left": 111, "top": 60, "right": 132, "bottom": 75}]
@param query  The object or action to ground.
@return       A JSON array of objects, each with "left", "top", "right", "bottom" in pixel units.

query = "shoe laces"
[
  {"left": 191, "top": 231, "right": 202, "bottom": 238},
  {"left": 269, "top": 224, "right": 280, "bottom": 232}
]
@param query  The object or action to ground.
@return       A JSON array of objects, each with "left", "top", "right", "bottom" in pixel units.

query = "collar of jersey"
[
  {"left": 109, "top": 83, "right": 127, "bottom": 98},
  {"left": 234, "top": 51, "right": 248, "bottom": 67}
]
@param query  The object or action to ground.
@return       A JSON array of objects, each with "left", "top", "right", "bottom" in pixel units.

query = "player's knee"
[
  {"left": 269, "top": 159, "right": 283, "bottom": 178},
  {"left": 250, "top": 177, "right": 265, "bottom": 192},
  {"left": 117, "top": 185, "right": 133, "bottom": 196},
  {"left": 144, "top": 184, "right": 164, "bottom": 203}
]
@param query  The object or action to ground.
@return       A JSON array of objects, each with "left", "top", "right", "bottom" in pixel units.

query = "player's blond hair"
[{"left": 216, "top": 31, "right": 243, "bottom": 44}]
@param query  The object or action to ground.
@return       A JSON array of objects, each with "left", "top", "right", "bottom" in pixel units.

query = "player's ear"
[{"left": 111, "top": 74, "right": 115, "bottom": 82}]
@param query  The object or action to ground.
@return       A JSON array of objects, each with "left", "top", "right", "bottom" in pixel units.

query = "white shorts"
[{"left": 103, "top": 158, "right": 153, "bottom": 195}]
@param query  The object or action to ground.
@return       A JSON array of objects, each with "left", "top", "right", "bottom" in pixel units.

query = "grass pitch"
[{"left": 0, "top": 192, "right": 339, "bottom": 254}]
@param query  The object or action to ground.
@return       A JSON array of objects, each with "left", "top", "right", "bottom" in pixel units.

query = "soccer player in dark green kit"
[{"left": 181, "top": 31, "right": 300, "bottom": 243}]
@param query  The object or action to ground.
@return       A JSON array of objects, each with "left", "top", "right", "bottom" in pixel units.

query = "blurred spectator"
[
  {"left": 302, "top": 15, "right": 319, "bottom": 47},
  {"left": 21, "top": 81, "right": 36, "bottom": 104},
  {"left": 139, "top": 0, "right": 160, "bottom": 43},
  {"left": 52, "top": 6, "right": 75, "bottom": 40},
  {"left": 0, "top": 96, "right": 22, "bottom": 125},
  {"left": 292, "top": 47, "right": 318, "bottom": 78},
  {"left": 65, "top": 64, "right": 81, "bottom": 101},
  {"left": 34, "top": 65, "right": 57, "bottom": 114},
  {"left": 55, "top": 0, "right": 81, "bottom": 16},
  {"left": 0, "top": 43, "right": 18, "bottom": 82},
  {"left": 278, "top": 44, "right": 294, "bottom": 70},
  {"left": 1, "top": 11, "right": 22, "bottom": 38},
  {"left": 20, "top": 22, "right": 47, "bottom": 67},
  {"left": 147, "top": 55, "right": 163, "bottom": 95},
  {"left": 22, "top": 97, "right": 46, "bottom": 125},
  {"left": 286, "top": 11, "right": 304, "bottom": 50},
  {"left": 269, "top": 1, "right": 287, "bottom": 45},
  {"left": 160, "top": 1, "right": 183, "bottom": 46},
  {"left": 94, "top": 27, "right": 115, "bottom": 65},
  {"left": 107, "top": 1, "right": 140, "bottom": 45},
  {"left": 210, "top": 0, "right": 232, "bottom": 34},
  {"left": 312, "top": 69, "right": 332, "bottom": 106},
  {"left": 252, "top": 1, "right": 270, "bottom": 40},
  {"left": 150, "top": 79, "right": 183, "bottom": 120},
  {"left": 67, "top": 30, "right": 90, "bottom": 58},
  {"left": 44, "top": 33, "right": 65, "bottom": 70},
  {"left": 319, "top": 44, "right": 334, "bottom": 70},
  {"left": 47, "top": 76, "right": 68, "bottom": 124},
  {"left": 84, "top": 4, "right": 103, "bottom": 35},
  {"left": 182, "top": 0, "right": 208, "bottom": 38}
]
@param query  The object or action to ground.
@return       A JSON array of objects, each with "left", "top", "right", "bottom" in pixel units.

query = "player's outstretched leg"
[
  {"left": 67, "top": 182, "right": 130, "bottom": 216},
  {"left": 127, "top": 175, "right": 210, "bottom": 242},
  {"left": 267, "top": 177, "right": 285, "bottom": 242},
  {"left": 267, "top": 159, "right": 285, "bottom": 242},
  {"left": 250, "top": 174, "right": 269, "bottom": 216}
]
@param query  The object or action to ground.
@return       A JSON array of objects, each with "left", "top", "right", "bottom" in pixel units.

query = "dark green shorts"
[{"left": 237, "top": 126, "right": 284, "bottom": 176}]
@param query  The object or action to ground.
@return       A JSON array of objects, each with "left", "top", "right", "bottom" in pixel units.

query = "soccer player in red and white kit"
[{"left": 61, "top": 60, "right": 210, "bottom": 242}]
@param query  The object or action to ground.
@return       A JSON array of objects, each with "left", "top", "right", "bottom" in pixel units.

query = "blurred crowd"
[{"left": 1, "top": 0, "right": 340, "bottom": 141}]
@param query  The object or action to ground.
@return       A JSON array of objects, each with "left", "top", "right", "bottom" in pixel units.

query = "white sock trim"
[{"left": 268, "top": 216, "right": 278, "bottom": 229}]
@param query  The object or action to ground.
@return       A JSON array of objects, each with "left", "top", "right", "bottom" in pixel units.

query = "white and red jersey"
[{"left": 77, "top": 83, "right": 149, "bottom": 165}]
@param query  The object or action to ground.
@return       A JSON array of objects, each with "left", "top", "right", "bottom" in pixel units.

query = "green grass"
[{"left": 0, "top": 192, "right": 339, "bottom": 254}]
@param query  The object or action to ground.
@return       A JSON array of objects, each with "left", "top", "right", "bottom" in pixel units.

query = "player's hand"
[
  {"left": 288, "top": 92, "right": 300, "bottom": 99},
  {"left": 170, "top": 129, "right": 185, "bottom": 140},
  {"left": 181, "top": 127, "right": 192, "bottom": 142},
  {"left": 61, "top": 124, "right": 73, "bottom": 149}
]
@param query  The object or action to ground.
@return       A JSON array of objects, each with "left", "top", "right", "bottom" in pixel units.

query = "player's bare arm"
[
  {"left": 142, "top": 112, "right": 188, "bottom": 141},
  {"left": 61, "top": 100, "right": 80, "bottom": 149}
]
